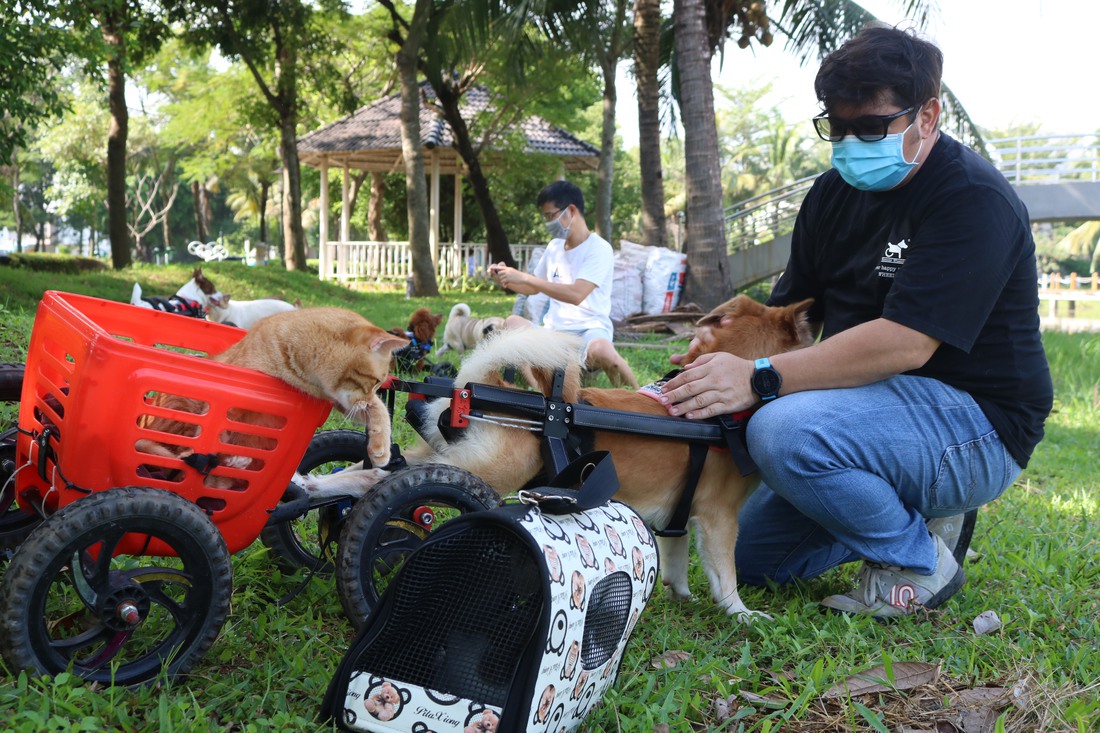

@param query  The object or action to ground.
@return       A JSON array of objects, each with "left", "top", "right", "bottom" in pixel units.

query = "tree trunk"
[
  {"left": 368, "top": 171, "right": 387, "bottom": 242},
  {"left": 674, "top": 0, "right": 731, "bottom": 310},
  {"left": 259, "top": 179, "right": 270, "bottom": 247},
  {"left": 279, "top": 113, "right": 308, "bottom": 270},
  {"left": 633, "top": 0, "right": 667, "bottom": 249},
  {"left": 594, "top": 0, "right": 628, "bottom": 243},
  {"left": 595, "top": 55, "right": 617, "bottom": 243},
  {"left": 346, "top": 170, "right": 368, "bottom": 237},
  {"left": 10, "top": 163, "right": 22, "bottom": 253},
  {"left": 395, "top": 0, "right": 439, "bottom": 296},
  {"left": 192, "top": 180, "right": 207, "bottom": 243},
  {"left": 432, "top": 80, "right": 515, "bottom": 268},
  {"left": 103, "top": 14, "right": 131, "bottom": 270}
]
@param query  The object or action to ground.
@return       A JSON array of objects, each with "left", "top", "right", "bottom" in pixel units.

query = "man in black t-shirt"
[{"left": 659, "top": 26, "right": 1052, "bottom": 619}]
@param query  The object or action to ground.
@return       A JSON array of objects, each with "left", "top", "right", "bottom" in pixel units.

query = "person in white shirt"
[{"left": 490, "top": 181, "right": 639, "bottom": 389}]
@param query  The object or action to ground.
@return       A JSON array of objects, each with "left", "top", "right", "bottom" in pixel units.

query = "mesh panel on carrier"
[{"left": 323, "top": 499, "right": 659, "bottom": 733}]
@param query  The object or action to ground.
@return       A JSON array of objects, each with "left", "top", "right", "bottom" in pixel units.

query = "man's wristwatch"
[{"left": 751, "top": 357, "right": 782, "bottom": 401}]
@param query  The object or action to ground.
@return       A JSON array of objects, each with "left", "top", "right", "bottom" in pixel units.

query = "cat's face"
[{"left": 215, "top": 307, "right": 408, "bottom": 419}]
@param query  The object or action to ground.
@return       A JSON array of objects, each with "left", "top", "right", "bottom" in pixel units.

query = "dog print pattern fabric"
[{"left": 331, "top": 500, "right": 658, "bottom": 733}]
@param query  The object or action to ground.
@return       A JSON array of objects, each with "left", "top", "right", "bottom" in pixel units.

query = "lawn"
[{"left": 0, "top": 257, "right": 1097, "bottom": 732}]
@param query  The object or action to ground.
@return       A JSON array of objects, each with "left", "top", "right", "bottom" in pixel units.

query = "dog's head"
[
  {"left": 176, "top": 267, "right": 226, "bottom": 308},
  {"left": 682, "top": 295, "right": 816, "bottom": 366},
  {"left": 406, "top": 308, "right": 443, "bottom": 342}
]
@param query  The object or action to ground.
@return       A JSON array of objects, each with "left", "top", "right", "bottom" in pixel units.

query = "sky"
[{"left": 615, "top": 0, "right": 1100, "bottom": 148}]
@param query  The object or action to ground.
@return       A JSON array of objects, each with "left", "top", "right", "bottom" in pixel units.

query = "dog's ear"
[
  {"left": 696, "top": 294, "right": 756, "bottom": 326},
  {"left": 432, "top": 313, "right": 443, "bottom": 326},
  {"left": 785, "top": 298, "right": 817, "bottom": 347}
]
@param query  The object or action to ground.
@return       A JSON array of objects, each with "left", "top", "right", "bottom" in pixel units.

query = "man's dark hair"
[
  {"left": 537, "top": 180, "right": 585, "bottom": 215},
  {"left": 814, "top": 25, "right": 942, "bottom": 112}
]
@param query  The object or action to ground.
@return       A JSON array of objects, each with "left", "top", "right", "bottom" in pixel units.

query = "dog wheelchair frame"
[{"left": 0, "top": 291, "right": 755, "bottom": 687}]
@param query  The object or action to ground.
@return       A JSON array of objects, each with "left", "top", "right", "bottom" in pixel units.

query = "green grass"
[{"left": 1, "top": 257, "right": 1098, "bottom": 732}]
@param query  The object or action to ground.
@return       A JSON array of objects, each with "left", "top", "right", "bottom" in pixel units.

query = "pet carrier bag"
[{"left": 320, "top": 452, "right": 659, "bottom": 733}]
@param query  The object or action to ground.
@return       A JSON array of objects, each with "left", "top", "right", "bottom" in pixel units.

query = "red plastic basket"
[{"left": 16, "top": 291, "right": 333, "bottom": 553}]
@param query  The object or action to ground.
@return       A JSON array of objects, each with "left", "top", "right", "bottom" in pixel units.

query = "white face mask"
[{"left": 545, "top": 209, "right": 571, "bottom": 240}]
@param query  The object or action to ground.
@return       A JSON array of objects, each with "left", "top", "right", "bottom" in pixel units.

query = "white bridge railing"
[
  {"left": 987, "top": 133, "right": 1100, "bottom": 184},
  {"left": 320, "top": 241, "right": 543, "bottom": 283},
  {"left": 722, "top": 133, "right": 1100, "bottom": 252}
]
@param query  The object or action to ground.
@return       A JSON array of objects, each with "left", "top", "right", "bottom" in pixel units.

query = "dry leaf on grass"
[
  {"left": 821, "top": 661, "right": 941, "bottom": 699},
  {"left": 650, "top": 650, "right": 692, "bottom": 669},
  {"left": 652, "top": 724, "right": 670, "bottom": 733},
  {"left": 972, "top": 610, "right": 1002, "bottom": 635},
  {"left": 712, "top": 694, "right": 739, "bottom": 722}
]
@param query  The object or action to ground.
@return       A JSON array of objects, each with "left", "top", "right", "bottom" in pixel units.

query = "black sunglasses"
[{"left": 812, "top": 105, "right": 918, "bottom": 143}]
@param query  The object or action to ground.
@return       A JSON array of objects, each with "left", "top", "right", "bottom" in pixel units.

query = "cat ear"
[{"left": 369, "top": 332, "right": 410, "bottom": 353}]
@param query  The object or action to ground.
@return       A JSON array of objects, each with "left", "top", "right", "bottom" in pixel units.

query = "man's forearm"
[{"left": 771, "top": 318, "right": 940, "bottom": 395}]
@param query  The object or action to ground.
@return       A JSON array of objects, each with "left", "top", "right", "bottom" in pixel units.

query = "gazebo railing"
[{"left": 321, "top": 241, "right": 543, "bottom": 283}]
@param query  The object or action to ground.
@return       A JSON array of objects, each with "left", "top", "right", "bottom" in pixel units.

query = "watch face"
[{"left": 753, "top": 369, "right": 781, "bottom": 397}]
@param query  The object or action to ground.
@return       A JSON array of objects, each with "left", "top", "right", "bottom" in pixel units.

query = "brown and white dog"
[
  {"left": 130, "top": 267, "right": 224, "bottom": 317},
  {"left": 437, "top": 303, "right": 507, "bottom": 355},
  {"left": 407, "top": 294, "right": 816, "bottom": 620}
]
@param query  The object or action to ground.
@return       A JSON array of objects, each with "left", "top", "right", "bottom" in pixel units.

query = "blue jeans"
[{"left": 736, "top": 375, "right": 1022, "bottom": 584}]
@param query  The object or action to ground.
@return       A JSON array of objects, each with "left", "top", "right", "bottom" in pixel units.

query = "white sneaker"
[
  {"left": 820, "top": 534, "right": 966, "bottom": 619},
  {"left": 927, "top": 510, "right": 977, "bottom": 566}
]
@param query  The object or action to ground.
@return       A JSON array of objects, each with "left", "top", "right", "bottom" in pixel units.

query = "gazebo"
[{"left": 297, "top": 83, "right": 599, "bottom": 281}]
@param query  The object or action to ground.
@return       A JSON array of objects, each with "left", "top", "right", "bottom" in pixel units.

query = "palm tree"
[
  {"left": 632, "top": 0, "right": 667, "bottom": 248},
  {"left": 378, "top": 0, "right": 440, "bottom": 296},
  {"left": 671, "top": 0, "right": 938, "bottom": 309}
]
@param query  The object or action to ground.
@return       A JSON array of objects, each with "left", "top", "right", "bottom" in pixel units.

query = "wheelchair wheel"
[
  {"left": 0, "top": 363, "right": 23, "bottom": 403},
  {"left": 1, "top": 427, "right": 41, "bottom": 560},
  {"left": 0, "top": 486, "right": 232, "bottom": 686},
  {"left": 259, "top": 429, "right": 368, "bottom": 575},
  {"left": 335, "top": 464, "right": 499, "bottom": 628}
]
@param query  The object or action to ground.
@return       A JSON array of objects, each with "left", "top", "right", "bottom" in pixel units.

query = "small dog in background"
[
  {"left": 130, "top": 267, "right": 223, "bottom": 318},
  {"left": 206, "top": 293, "right": 299, "bottom": 330},
  {"left": 388, "top": 307, "right": 443, "bottom": 373},
  {"left": 438, "top": 303, "right": 507, "bottom": 355}
]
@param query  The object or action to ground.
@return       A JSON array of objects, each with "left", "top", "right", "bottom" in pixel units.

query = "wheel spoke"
[
  {"left": 79, "top": 630, "right": 132, "bottom": 669},
  {"left": 80, "top": 527, "right": 126, "bottom": 588},
  {"left": 128, "top": 567, "right": 194, "bottom": 621}
]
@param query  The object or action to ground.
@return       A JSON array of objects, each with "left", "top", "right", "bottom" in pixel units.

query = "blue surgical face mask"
[
  {"left": 546, "top": 209, "right": 571, "bottom": 240},
  {"left": 830, "top": 123, "right": 926, "bottom": 191}
]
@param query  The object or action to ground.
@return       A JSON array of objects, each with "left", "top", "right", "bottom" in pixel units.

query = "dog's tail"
[
  {"left": 130, "top": 283, "right": 152, "bottom": 309},
  {"left": 454, "top": 327, "right": 585, "bottom": 402},
  {"left": 448, "top": 302, "right": 471, "bottom": 320}
]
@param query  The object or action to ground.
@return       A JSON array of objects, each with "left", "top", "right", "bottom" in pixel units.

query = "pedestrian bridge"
[{"left": 726, "top": 133, "right": 1100, "bottom": 289}]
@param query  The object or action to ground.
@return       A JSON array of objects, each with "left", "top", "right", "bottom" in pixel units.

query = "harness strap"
[
  {"left": 717, "top": 411, "right": 759, "bottom": 476},
  {"left": 653, "top": 442, "right": 708, "bottom": 538}
]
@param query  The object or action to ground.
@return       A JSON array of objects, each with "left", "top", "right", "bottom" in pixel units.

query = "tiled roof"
[{"left": 298, "top": 83, "right": 599, "bottom": 172}]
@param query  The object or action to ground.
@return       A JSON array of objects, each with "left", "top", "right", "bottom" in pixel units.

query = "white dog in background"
[
  {"left": 206, "top": 293, "right": 298, "bottom": 330},
  {"left": 438, "top": 303, "right": 507, "bottom": 354}
]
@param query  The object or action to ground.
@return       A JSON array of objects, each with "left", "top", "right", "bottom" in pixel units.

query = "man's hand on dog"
[{"left": 663, "top": 316, "right": 756, "bottom": 419}]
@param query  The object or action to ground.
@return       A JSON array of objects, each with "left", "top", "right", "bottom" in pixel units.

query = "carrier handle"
[{"left": 520, "top": 450, "right": 619, "bottom": 514}]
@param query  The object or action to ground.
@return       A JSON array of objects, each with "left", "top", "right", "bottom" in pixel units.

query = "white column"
[
  {"left": 319, "top": 160, "right": 329, "bottom": 279},
  {"left": 340, "top": 162, "right": 351, "bottom": 243},
  {"left": 453, "top": 172, "right": 463, "bottom": 246},
  {"left": 430, "top": 151, "right": 440, "bottom": 269}
]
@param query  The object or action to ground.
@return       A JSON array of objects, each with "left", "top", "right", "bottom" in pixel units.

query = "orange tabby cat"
[{"left": 136, "top": 307, "right": 407, "bottom": 484}]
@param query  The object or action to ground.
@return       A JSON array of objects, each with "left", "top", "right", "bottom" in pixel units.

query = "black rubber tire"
[
  {"left": 1, "top": 427, "right": 41, "bottom": 559},
  {"left": 335, "top": 464, "right": 499, "bottom": 629},
  {"left": 0, "top": 363, "right": 23, "bottom": 403},
  {"left": 259, "top": 429, "right": 369, "bottom": 575},
  {"left": 0, "top": 487, "right": 232, "bottom": 686}
]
